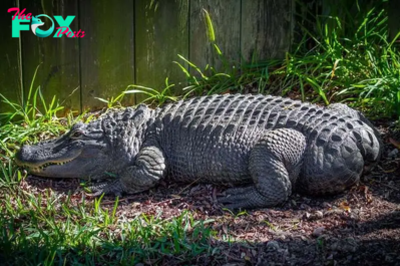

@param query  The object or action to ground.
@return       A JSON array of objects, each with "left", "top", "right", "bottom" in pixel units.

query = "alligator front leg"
[
  {"left": 89, "top": 144, "right": 167, "bottom": 196},
  {"left": 219, "top": 128, "right": 306, "bottom": 209}
]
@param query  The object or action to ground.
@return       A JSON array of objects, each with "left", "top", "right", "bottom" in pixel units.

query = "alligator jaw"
[
  {"left": 15, "top": 152, "right": 81, "bottom": 177},
  {"left": 25, "top": 158, "right": 75, "bottom": 174}
]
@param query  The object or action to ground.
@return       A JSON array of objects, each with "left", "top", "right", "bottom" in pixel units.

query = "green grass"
[
  {"left": 0, "top": 159, "right": 221, "bottom": 264},
  {"left": 277, "top": 1, "right": 400, "bottom": 118},
  {"left": 0, "top": 184, "right": 217, "bottom": 265}
]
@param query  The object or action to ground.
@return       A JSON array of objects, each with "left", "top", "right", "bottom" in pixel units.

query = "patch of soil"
[{"left": 22, "top": 123, "right": 400, "bottom": 266}]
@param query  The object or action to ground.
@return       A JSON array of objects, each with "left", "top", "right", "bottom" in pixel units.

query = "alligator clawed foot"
[
  {"left": 219, "top": 186, "right": 283, "bottom": 210},
  {"left": 86, "top": 180, "right": 123, "bottom": 197},
  {"left": 218, "top": 186, "right": 255, "bottom": 210}
]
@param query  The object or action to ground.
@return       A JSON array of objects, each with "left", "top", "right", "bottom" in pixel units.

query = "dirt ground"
[{"left": 24, "top": 122, "right": 400, "bottom": 266}]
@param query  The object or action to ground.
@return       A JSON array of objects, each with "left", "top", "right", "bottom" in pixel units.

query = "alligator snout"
[
  {"left": 15, "top": 144, "right": 32, "bottom": 166},
  {"left": 15, "top": 143, "right": 56, "bottom": 167}
]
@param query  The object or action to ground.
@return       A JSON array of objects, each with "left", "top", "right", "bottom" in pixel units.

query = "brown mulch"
[{"left": 22, "top": 123, "right": 400, "bottom": 266}]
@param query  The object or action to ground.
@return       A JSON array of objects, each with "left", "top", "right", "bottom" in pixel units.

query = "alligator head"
[
  {"left": 15, "top": 122, "right": 113, "bottom": 178},
  {"left": 15, "top": 105, "right": 151, "bottom": 179}
]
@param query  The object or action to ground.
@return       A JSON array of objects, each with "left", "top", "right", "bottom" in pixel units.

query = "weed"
[
  {"left": 281, "top": 2, "right": 400, "bottom": 118},
  {"left": 124, "top": 78, "right": 178, "bottom": 106},
  {"left": 94, "top": 92, "right": 126, "bottom": 109}
]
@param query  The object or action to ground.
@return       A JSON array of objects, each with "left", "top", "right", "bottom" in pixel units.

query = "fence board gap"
[
  {"left": 190, "top": 0, "right": 241, "bottom": 76},
  {"left": 80, "top": 0, "right": 135, "bottom": 111},
  {"left": 241, "top": 0, "right": 294, "bottom": 62},
  {"left": 0, "top": 0, "right": 21, "bottom": 113},
  {"left": 134, "top": 0, "right": 189, "bottom": 103},
  {"left": 20, "top": 0, "right": 80, "bottom": 115}
]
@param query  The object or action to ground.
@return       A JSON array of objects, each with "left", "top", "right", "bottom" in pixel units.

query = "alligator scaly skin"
[
  {"left": 115, "top": 94, "right": 380, "bottom": 208},
  {"left": 16, "top": 94, "right": 382, "bottom": 209}
]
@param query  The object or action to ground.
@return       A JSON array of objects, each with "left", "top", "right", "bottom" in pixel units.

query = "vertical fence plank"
[
  {"left": 388, "top": 0, "right": 400, "bottom": 42},
  {"left": 0, "top": 0, "right": 21, "bottom": 113},
  {"left": 241, "top": 0, "right": 294, "bottom": 61},
  {"left": 80, "top": 0, "right": 134, "bottom": 110},
  {"left": 20, "top": 0, "right": 80, "bottom": 114},
  {"left": 135, "top": 0, "right": 189, "bottom": 101},
  {"left": 190, "top": 0, "right": 241, "bottom": 71}
]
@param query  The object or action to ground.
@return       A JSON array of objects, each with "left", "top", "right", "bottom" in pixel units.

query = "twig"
[{"left": 177, "top": 177, "right": 202, "bottom": 196}]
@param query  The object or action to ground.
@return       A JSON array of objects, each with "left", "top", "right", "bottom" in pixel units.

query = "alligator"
[{"left": 15, "top": 94, "right": 382, "bottom": 209}]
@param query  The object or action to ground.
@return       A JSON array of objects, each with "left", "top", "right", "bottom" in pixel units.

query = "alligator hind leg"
[{"left": 219, "top": 128, "right": 306, "bottom": 209}]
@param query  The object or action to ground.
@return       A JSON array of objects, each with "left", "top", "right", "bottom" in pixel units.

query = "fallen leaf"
[{"left": 339, "top": 201, "right": 351, "bottom": 212}]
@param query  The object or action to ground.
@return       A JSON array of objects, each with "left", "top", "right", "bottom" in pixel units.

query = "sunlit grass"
[
  {"left": 0, "top": 182, "right": 217, "bottom": 265},
  {"left": 277, "top": 3, "right": 400, "bottom": 118}
]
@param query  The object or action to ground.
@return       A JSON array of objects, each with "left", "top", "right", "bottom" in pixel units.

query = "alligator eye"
[{"left": 70, "top": 131, "right": 83, "bottom": 139}]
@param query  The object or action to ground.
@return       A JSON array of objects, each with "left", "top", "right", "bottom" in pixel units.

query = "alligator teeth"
[{"left": 37, "top": 160, "right": 72, "bottom": 169}]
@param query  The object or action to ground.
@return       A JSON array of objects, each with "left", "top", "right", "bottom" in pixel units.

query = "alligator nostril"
[
  {"left": 20, "top": 145, "right": 29, "bottom": 154},
  {"left": 15, "top": 145, "right": 31, "bottom": 165}
]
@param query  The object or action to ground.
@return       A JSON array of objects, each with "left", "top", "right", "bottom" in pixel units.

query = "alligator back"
[{"left": 150, "top": 94, "right": 380, "bottom": 193}]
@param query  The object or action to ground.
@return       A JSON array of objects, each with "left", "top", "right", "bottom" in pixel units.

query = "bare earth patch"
[{"left": 21, "top": 124, "right": 400, "bottom": 265}]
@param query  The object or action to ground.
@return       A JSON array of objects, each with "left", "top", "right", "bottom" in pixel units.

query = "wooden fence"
[
  {"left": 0, "top": 0, "right": 294, "bottom": 112},
  {"left": 0, "top": 0, "right": 398, "bottom": 113}
]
